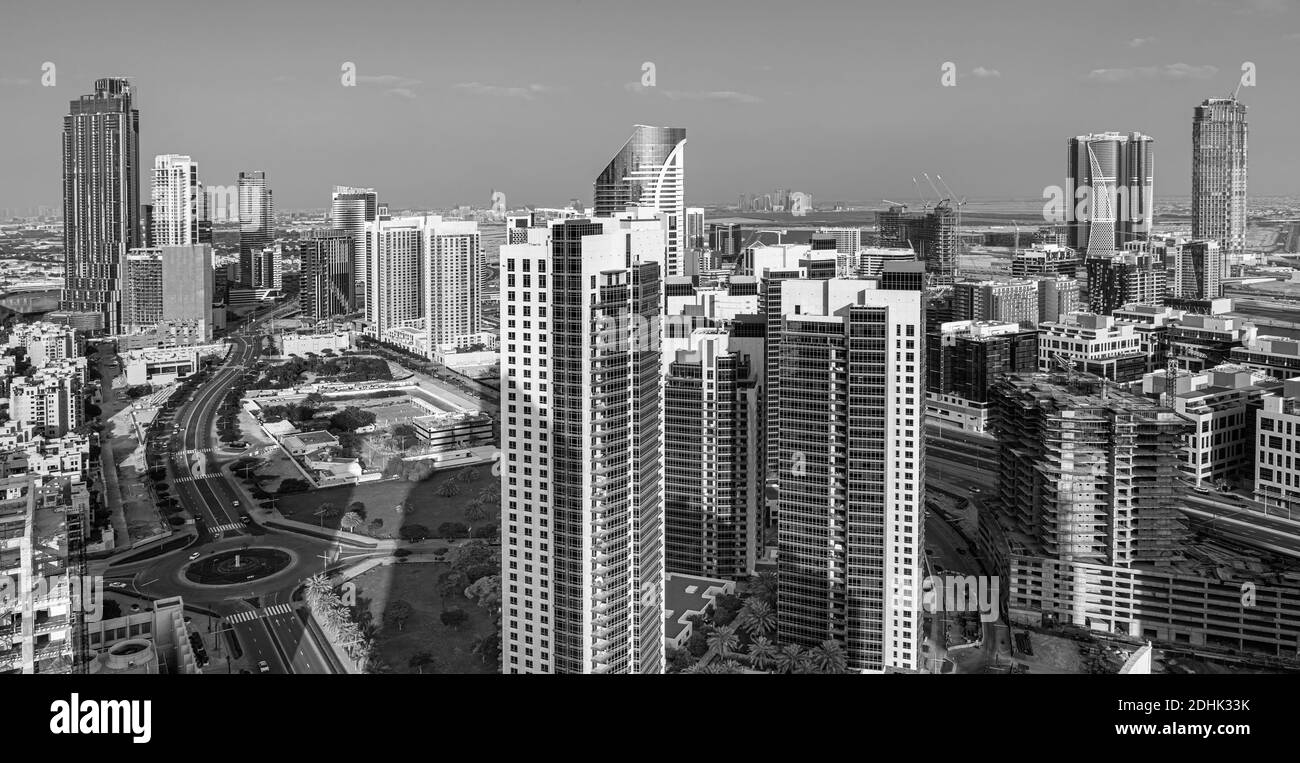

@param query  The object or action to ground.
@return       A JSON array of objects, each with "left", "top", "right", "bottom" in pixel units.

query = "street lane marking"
[{"left": 227, "top": 603, "right": 294, "bottom": 624}]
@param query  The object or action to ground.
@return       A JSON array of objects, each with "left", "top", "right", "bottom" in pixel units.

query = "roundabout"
[{"left": 183, "top": 547, "right": 296, "bottom": 586}]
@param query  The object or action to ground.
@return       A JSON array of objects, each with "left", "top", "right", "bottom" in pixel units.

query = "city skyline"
[{"left": 2, "top": 0, "right": 1299, "bottom": 212}]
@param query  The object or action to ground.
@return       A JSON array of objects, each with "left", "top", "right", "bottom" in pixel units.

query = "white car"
[
  {"left": 232, "top": 500, "right": 241, "bottom": 508},
  {"left": 257, "top": 660, "right": 270, "bottom": 673},
  {"left": 189, "top": 552, "right": 201, "bottom": 560},
  {"left": 107, "top": 581, "right": 128, "bottom": 589}
]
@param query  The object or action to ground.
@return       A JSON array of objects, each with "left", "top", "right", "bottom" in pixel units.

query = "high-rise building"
[
  {"left": 1086, "top": 252, "right": 1166, "bottom": 315},
  {"left": 300, "top": 229, "right": 354, "bottom": 321},
  {"left": 1171, "top": 239, "right": 1222, "bottom": 300},
  {"left": 1036, "top": 274, "right": 1081, "bottom": 324},
  {"left": 876, "top": 203, "right": 957, "bottom": 285},
  {"left": 990, "top": 374, "right": 1189, "bottom": 568},
  {"left": 238, "top": 171, "right": 274, "bottom": 287},
  {"left": 330, "top": 187, "right": 378, "bottom": 307},
  {"left": 122, "top": 245, "right": 215, "bottom": 341},
  {"left": 775, "top": 279, "right": 925, "bottom": 673},
  {"left": 664, "top": 328, "right": 761, "bottom": 580},
  {"left": 952, "top": 279, "right": 1039, "bottom": 326},
  {"left": 926, "top": 320, "right": 1038, "bottom": 433},
  {"left": 422, "top": 219, "right": 482, "bottom": 350},
  {"left": 1066, "top": 132, "right": 1154, "bottom": 256},
  {"left": 151, "top": 154, "right": 209, "bottom": 246},
  {"left": 500, "top": 216, "right": 666, "bottom": 674},
  {"left": 1011, "top": 243, "right": 1081, "bottom": 278},
  {"left": 1192, "top": 98, "right": 1248, "bottom": 258},
  {"left": 364, "top": 215, "right": 424, "bottom": 341},
  {"left": 593, "top": 125, "right": 687, "bottom": 276},
  {"left": 61, "top": 78, "right": 140, "bottom": 334},
  {"left": 686, "top": 207, "right": 706, "bottom": 250}
]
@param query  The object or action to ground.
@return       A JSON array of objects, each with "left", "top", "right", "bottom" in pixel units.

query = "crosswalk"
[
  {"left": 173, "top": 448, "right": 218, "bottom": 457},
  {"left": 226, "top": 604, "right": 294, "bottom": 624},
  {"left": 208, "top": 522, "right": 245, "bottom": 533},
  {"left": 172, "top": 474, "right": 220, "bottom": 484}
]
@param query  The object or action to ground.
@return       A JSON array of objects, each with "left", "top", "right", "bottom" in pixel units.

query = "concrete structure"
[
  {"left": 281, "top": 429, "right": 340, "bottom": 457},
  {"left": 276, "top": 331, "right": 354, "bottom": 357},
  {"left": 61, "top": 78, "right": 140, "bottom": 334},
  {"left": 877, "top": 203, "right": 958, "bottom": 285},
  {"left": 409, "top": 411, "right": 494, "bottom": 451},
  {"left": 500, "top": 216, "right": 667, "bottom": 674},
  {"left": 237, "top": 171, "right": 274, "bottom": 288},
  {"left": 1192, "top": 98, "right": 1248, "bottom": 258},
  {"left": 122, "top": 244, "right": 214, "bottom": 341},
  {"left": 1171, "top": 239, "right": 1223, "bottom": 301},
  {"left": 952, "top": 279, "right": 1039, "bottom": 326},
  {"left": 775, "top": 278, "right": 924, "bottom": 673},
  {"left": 1255, "top": 379, "right": 1300, "bottom": 514},
  {"left": 1065, "top": 132, "right": 1154, "bottom": 257},
  {"left": 85, "top": 596, "right": 200, "bottom": 675},
  {"left": 330, "top": 187, "right": 378, "bottom": 307},
  {"left": 6, "top": 322, "right": 78, "bottom": 368},
  {"left": 1011, "top": 243, "right": 1081, "bottom": 278},
  {"left": 121, "top": 346, "right": 200, "bottom": 386},
  {"left": 1230, "top": 334, "right": 1300, "bottom": 379},
  {"left": 593, "top": 125, "right": 687, "bottom": 277},
  {"left": 9, "top": 364, "right": 84, "bottom": 437},
  {"left": 1038, "top": 312, "right": 1147, "bottom": 382},
  {"left": 663, "top": 329, "right": 760, "bottom": 580},
  {"left": 927, "top": 320, "right": 1037, "bottom": 433},
  {"left": 663, "top": 574, "right": 736, "bottom": 649},
  {"left": 1087, "top": 252, "right": 1166, "bottom": 315},
  {"left": 0, "top": 474, "right": 91, "bottom": 674},
  {"left": 151, "top": 154, "right": 209, "bottom": 247},
  {"left": 300, "top": 229, "right": 354, "bottom": 321},
  {"left": 1153, "top": 366, "right": 1278, "bottom": 488}
]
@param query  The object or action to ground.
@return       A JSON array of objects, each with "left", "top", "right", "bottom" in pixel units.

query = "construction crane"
[
  {"left": 912, "top": 178, "right": 931, "bottom": 211},
  {"left": 1163, "top": 346, "right": 1208, "bottom": 408}
]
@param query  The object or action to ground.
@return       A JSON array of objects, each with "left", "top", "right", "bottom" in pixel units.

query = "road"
[{"left": 95, "top": 301, "right": 347, "bottom": 674}]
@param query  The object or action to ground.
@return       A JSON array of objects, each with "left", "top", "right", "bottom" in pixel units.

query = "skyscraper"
[
  {"left": 594, "top": 125, "right": 687, "bottom": 277},
  {"left": 330, "top": 187, "right": 378, "bottom": 307},
  {"left": 151, "top": 154, "right": 209, "bottom": 247},
  {"left": 122, "top": 244, "right": 214, "bottom": 341},
  {"left": 61, "top": 77, "right": 140, "bottom": 334},
  {"left": 1192, "top": 98, "right": 1248, "bottom": 258},
  {"left": 876, "top": 204, "right": 958, "bottom": 285},
  {"left": 775, "top": 279, "right": 925, "bottom": 673},
  {"left": 500, "top": 216, "right": 666, "bottom": 674},
  {"left": 300, "top": 229, "right": 354, "bottom": 321},
  {"left": 238, "top": 171, "right": 274, "bottom": 287},
  {"left": 1171, "top": 239, "right": 1222, "bottom": 300},
  {"left": 1066, "top": 132, "right": 1154, "bottom": 256},
  {"left": 421, "top": 219, "right": 482, "bottom": 350}
]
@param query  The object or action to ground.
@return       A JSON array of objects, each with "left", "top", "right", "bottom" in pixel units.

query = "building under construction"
[
  {"left": 989, "top": 372, "right": 1191, "bottom": 568},
  {"left": 876, "top": 203, "right": 957, "bottom": 286}
]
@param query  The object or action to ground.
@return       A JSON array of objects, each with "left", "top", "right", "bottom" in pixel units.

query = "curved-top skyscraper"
[
  {"left": 1066, "top": 131, "right": 1154, "bottom": 257},
  {"left": 594, "top": 125, "right": 687, "bottom": 276}
]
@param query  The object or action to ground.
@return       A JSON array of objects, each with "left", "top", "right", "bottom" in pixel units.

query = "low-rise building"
[
  {"left": 410, "top": 411, "right": 495, "bottom": 450},
  {"left": 121, "top": 346, "right": 201, "bottom": 387},
  {"left": 663, "top": 573, "right": 736, "bottom": 650},
  {"left": 1037, "top": 312, "right": 1148, "bottom": 382},
  {"left": 276, "top": 331, "right": 355, "bottom": 357}
]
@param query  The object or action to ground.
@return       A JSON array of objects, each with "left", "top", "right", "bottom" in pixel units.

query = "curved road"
[{"left": 98, "top": 302, "right": 355, "bottom": 674}]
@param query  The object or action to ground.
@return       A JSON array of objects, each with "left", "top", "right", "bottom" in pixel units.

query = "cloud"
[
  {"left": 1085, "top": 63, "right": 1218, "bottom": 83},
  {"left": 385, "top": 88, "right": 418, "bottom": 100},
  {"left": 625, "top": 82, "right": 763, "bottom": 103},
  {"left": 454, "top": 82, "right": 552, "bottom": 99},
  {"left": 970, "top": 66, "right": 1001, "bottom": 78},
  {"left": 1127, "top": 36, "right": 1157, "bottom": 48}
]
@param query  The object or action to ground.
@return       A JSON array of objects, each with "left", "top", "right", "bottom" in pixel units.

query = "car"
[
  {"left": 189, "top": 552, "right": 201, "bottom": 560},
  {"left": 1222, "top": 493, "right": 1245, "bottom": 503},
  {"left": 232, "top": 500, "right": 241, "bottom": 508},
  {"left": 257, "top": 660, "right": 270, "bottom": 673},
  {"left": 107, "top": 581, "right": 128, "bottom": 589},
  {"left": 240, "top": 515, "right": 253, "bottom": 525},
  {"left": 1192, "top": 485, "right": 1211, "bottom": 494},
  {"left": 968, "top": 486, "right": 982, "bottom": 494}
]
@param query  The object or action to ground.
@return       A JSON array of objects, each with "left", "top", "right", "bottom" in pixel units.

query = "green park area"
[
  {"left": 350, "top": 545, "right": 501, "bottom": 673},
  {"left": 274, "top": 464, "right": 500, "bottom": 541}
]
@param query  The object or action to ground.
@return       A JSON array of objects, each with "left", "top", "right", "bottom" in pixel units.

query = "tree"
[
  {"left": 437, "top": 570, "right": 469, "bottom": 602},
  {"left": 773, "top": 644, "right": 805, "bottom": 675},
  {"left": 340, "top": 511, "right": 363, "bottom": 532},
  {"left": 440, "top": 608, "right": 469, "bottom": 628},
  {"left": 464, "top": 501, "right": 489, "bottom": 523},
  {"left": 666, "top": 647, "right": 693, "bottom": 674},
  {"left": 472, "top": 633, "right": 501, "bottom": 666},
  {"left": 808, "top": 639, "right": 848, "bottom": 674},
  {"left": 329, "top": 406, "right": 376, "bottom": 433},
  {"left": 384, "top": 600, "right": 414, "bottom": 631},
  {"left": 705, "top": 623, "right": 740, "bottom": 660},
  {"left": 746, "top": 636, "right": 778, "bottom": 671},
  {"left": 738, "top": 598, "right": 777, "bottom": 638},
  {"left": 748, "top": 571, "right": 778, "bottom": 606},
  {"left": 436, "top": 521, "right": 469, "bottom": 539},
  {"left": 399, "top": 523, "right": 430, "bottom": 542},
  {"left": 346, "top": 501, "right": 367, "bottom": 519},
  {"left": 408, "top": 651, "right": 437, "bottom": 674},
  {"left": 464, "top": 575, "right": 501, "bottom": 611}
]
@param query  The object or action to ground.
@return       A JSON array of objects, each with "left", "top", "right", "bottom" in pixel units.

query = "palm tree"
[
  {"left": 746, "top": 636, "right": 778, "bottom": 671},
  {"left": 304, "top": 573, "right": 332, "bottom": 604},
  {"left": 738, "top": 598, "right": 776, "bottom": 637},
  {"left": 773, "top": 643, "right": 804, "bottom": 675},
  {"left": 705, "top": 623, "right": 740, "bottom": 660},
  {"left": 808, "top": 639, "right": 849, "bottom": 674},
  {"left": 748, "top": 571, "right": 778, "bottom": 605}
]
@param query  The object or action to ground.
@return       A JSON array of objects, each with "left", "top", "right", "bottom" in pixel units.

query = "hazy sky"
[{"left": 1, "top": 0, "right": 1298, "bottom": 211}]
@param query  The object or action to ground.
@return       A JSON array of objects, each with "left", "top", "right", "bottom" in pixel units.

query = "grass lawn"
[
  {"left": 353, "top": 562, "right": 496, "bottom": 673},
  {"left": 275, "top": 465, "right": 498, "bottom": 538}
]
